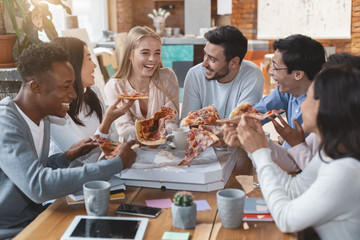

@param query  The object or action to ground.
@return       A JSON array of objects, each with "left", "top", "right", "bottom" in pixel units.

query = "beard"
[{"left": 204, "top": 65, "right": 230, "bottom": 81}]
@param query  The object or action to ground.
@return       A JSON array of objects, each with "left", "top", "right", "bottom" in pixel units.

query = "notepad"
[
  {"left": 66, "top": 189, "right": 125, "bottom": 205},
  {"left": 242, "top": 213, "right": 273, "bottom": 222},
  {"left": 243, "top": 198, "right": 273, "bottom": 221},
  {"left": 162, "top": 232, "right": 190, "bottom": 240},
  {"left": 244, "top": 198, "right": 270, "bottom": 214}
]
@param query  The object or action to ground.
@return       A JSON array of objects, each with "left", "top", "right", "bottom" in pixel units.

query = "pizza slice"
[
  {"left": 217, "top": 103, "right": 284, "bottom": 123},
  {"left": 91, "top": 136, "right": 122, "bottom": 160},
  {"left": 180, "top": 105, "right": 220, "bottom": 127},
  {"left": 229, "top": 102, "right": 259, "bottom": 118},
  {"left": 117, "top": 90, "right": 149, "bottom": 100},
  {"left": 135, "top": 106, "right": 177, "bottom": 145},
  {"left": 178, "top": 128, "right": 219, "bottom": 166}
]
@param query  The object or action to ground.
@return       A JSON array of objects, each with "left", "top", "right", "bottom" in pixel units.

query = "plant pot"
[
  {"left": 171, "top": 202, "right": 196, "bottom": 229},
  {"left": 0, "top": 34, "right": 17, "bottom": 68}
]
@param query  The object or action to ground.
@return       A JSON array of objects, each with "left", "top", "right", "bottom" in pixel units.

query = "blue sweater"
[{"left": 0, "top": 97, "right": 123, "bottom": 230}]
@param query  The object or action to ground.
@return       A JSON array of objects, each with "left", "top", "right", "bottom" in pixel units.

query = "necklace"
[{"left": 129, "top": 79, "right": 150, "bottom": 94}]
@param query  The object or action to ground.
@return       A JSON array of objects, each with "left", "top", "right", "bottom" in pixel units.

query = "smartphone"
[{"left": 116, "top": 204, "right": 162, "bottom": 218}]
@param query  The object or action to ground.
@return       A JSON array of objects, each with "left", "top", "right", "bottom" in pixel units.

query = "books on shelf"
[
  {"left": 242, "top": 198, "right": 273, "bottom": 222},
  {"left": 66, "top": 177, "right": 126, "bottom": 205}
]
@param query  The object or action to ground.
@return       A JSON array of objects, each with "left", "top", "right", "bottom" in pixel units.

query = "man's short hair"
[
  {"left": 204, "top": 25, "right": 248, "bottom": 63},
  {"left": 274, "top": 34, "right": 325, "bottom": 81},
  {"left": 17, "top": 42, "right": 69, "bottom": 82}
]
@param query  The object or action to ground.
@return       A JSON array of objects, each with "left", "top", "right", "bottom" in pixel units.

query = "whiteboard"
[{"left": 257, "top": 0, "right": 352, "bottom": 39}]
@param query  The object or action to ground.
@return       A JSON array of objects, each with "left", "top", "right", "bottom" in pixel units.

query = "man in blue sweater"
[
  {"left": 0, "top": 43, "right": 136, "bottom": 238},
  {"left": 253, "top": 34, "right": 326, "bottom": 148}
]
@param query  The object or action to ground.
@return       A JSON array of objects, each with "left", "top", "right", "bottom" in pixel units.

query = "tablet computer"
[{"left": 60, "top": 215, "right": 148, "bottom": 240}]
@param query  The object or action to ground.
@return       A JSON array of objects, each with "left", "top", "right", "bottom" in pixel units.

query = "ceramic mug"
[
  {"left": 165, "top": 27, "right": 172, "bottom": 37},
  {"left": 217, "top": 188, "right": 245, "bottom": 228},
  {"left": 173, "top": 27, "right": 180, "bottom": 37},
  {"left": 166, "top": 128, "right": 189, "bottom": 150},
  {"left": 83, "top": 180, "right": 110, "bottom": 216}
]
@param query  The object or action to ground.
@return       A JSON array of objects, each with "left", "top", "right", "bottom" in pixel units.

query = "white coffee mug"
[
  {"left": 83, "top": 180, "right": 110, "bottom": 216},
  {"left": 166, "top": 128, "right": 189, "bottom": 150},
  {"left": 165, "top": 27, "right": 172, "bottom": 37},
  {"left": 217, "top": 188, "right": 245, "bottom": 228},
  {"left": 173, "top": 27, "right": 180, "bottom": 37}
]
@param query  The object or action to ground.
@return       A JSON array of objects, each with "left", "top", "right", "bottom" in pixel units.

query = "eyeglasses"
[{"left": 271, "top": 65, "right": 288, "bottom": 71}]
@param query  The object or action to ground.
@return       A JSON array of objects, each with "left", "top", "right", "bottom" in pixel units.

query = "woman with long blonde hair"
[{"left": 104, "top": 26, "right": 179, "bottom": 142}]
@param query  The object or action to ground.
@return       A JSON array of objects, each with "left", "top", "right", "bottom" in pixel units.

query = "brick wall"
[
  {"left": 116, "top": 0, "right": 133, "bottom": 33},
  {"left": 116, "top": 0, "right": 185, "bottom": 34},
  {"left": 132, "top": 0, "right": 154, "bottom": 29},
  {"left": 231, "top": 0, "right": 258, "bottom": 40}
]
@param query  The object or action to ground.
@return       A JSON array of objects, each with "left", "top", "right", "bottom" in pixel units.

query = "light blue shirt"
[{"left": 254, "top": 87, "right": 306, "bottom": 148}]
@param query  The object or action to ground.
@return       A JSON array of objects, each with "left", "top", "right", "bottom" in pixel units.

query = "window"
[
  {"left": 46, "top": 0, "right": 108, "bottom": 43},
  {"left": 72, "top": 0, "right": 108, "bottom": 42}
]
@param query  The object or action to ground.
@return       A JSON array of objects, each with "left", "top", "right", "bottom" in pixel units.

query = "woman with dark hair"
[
  {"left": 49, "top": 37, "right": 134, "bottom": 166},
  {"left": 236, "top": 65, "right": 360, "bottom": 239}
]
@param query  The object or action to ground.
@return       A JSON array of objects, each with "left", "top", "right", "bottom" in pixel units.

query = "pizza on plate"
[
  {"left": 117, "top": 90, "right": 149, "bottom": 100},
  {"left": 178, "top": 128, "right": 219, "bottom": 166},
  {"left": 135, "top": 106, "right": 177, "bottom": 145},
  {"left": 180, "top": 105, "right": 220, "bottom": 127},
  {"left": 217, "top": 103, "right": 284, "bottom": 124}
]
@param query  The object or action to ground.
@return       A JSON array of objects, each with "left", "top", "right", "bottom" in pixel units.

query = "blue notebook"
[{"left": 244, "top": 198, "right": 270, "bottom": 214}]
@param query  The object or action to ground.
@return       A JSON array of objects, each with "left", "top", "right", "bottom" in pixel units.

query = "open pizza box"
[{"left": 119, "top": 146, "right": 237, "bottom": 192}]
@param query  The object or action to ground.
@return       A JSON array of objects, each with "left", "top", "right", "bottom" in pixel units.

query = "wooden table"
[{"left": 14, "top": 149, "right": 297, "bottom": 240}]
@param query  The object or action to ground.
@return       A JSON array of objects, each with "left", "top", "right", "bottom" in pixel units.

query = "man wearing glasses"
[{"left": 253, "top": 34, "right": 326, "bottom": 148}]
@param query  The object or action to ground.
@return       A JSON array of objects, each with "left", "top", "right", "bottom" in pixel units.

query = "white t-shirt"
[{"left": 15, "top": 103, "right": 44, "bottom": 157}]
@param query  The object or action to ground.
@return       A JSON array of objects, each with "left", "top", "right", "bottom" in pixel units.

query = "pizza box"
[{"left": 120, "top": 146, "right": 237, "bottom": 192}]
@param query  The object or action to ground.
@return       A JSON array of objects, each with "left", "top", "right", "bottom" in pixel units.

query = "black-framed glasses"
[{"left": 271, "top": 65, "right": 288, "bottom": 71}]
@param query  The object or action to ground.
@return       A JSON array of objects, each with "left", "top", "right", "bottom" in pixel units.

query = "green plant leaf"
[
  {"left": 42, "top": 16, "right": 58, "bottom": 40},
  {"left": 44, "top": 0, "right": 71, "bottom": 14},
  {"left": 14, "top": 0, "right": 28, "bottom": 16},
  {"left": 4, "top": 0, "right": 69, "bottom": 58},
  {"left": 12, "top": 39, "right": 19, "bottom": 60},
  {"left": 18, "top": 36, "right": 33, "bottom": 56},
  {"left": 2, "top": 0, "right": 20, "bottom": 36},
  {"left": 22, "top": 16, "right": 40, "bottom": 44}
]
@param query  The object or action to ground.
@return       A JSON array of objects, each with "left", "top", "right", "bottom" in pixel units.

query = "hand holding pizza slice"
[
  {"left": 135, "top": 106, "right": 177, "bottom": 145},
  {"left": 178, "top": 128, "right": 219, "bottom": 166},
  {"left": 180, "top": 104, "right": 220, "bottom": 127},
  {"left": 217, "top": 103, "right": 284, "bottom": 124},
  {"left": 91, "top": 135, "right": 123, "bottom": 160}
]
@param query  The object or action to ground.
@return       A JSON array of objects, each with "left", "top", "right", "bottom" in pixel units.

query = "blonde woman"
[{"left": 104, "top": 26, "right": 179, "bottom": 142}]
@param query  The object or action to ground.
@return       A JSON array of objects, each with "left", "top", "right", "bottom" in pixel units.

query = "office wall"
[{"left": 115, "top": 0, "right": 360, "bottom": 54}]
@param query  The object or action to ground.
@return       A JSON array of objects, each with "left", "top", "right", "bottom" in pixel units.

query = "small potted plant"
[{"left": 171, "top": 191, "right": 196, "bottom": 229}]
